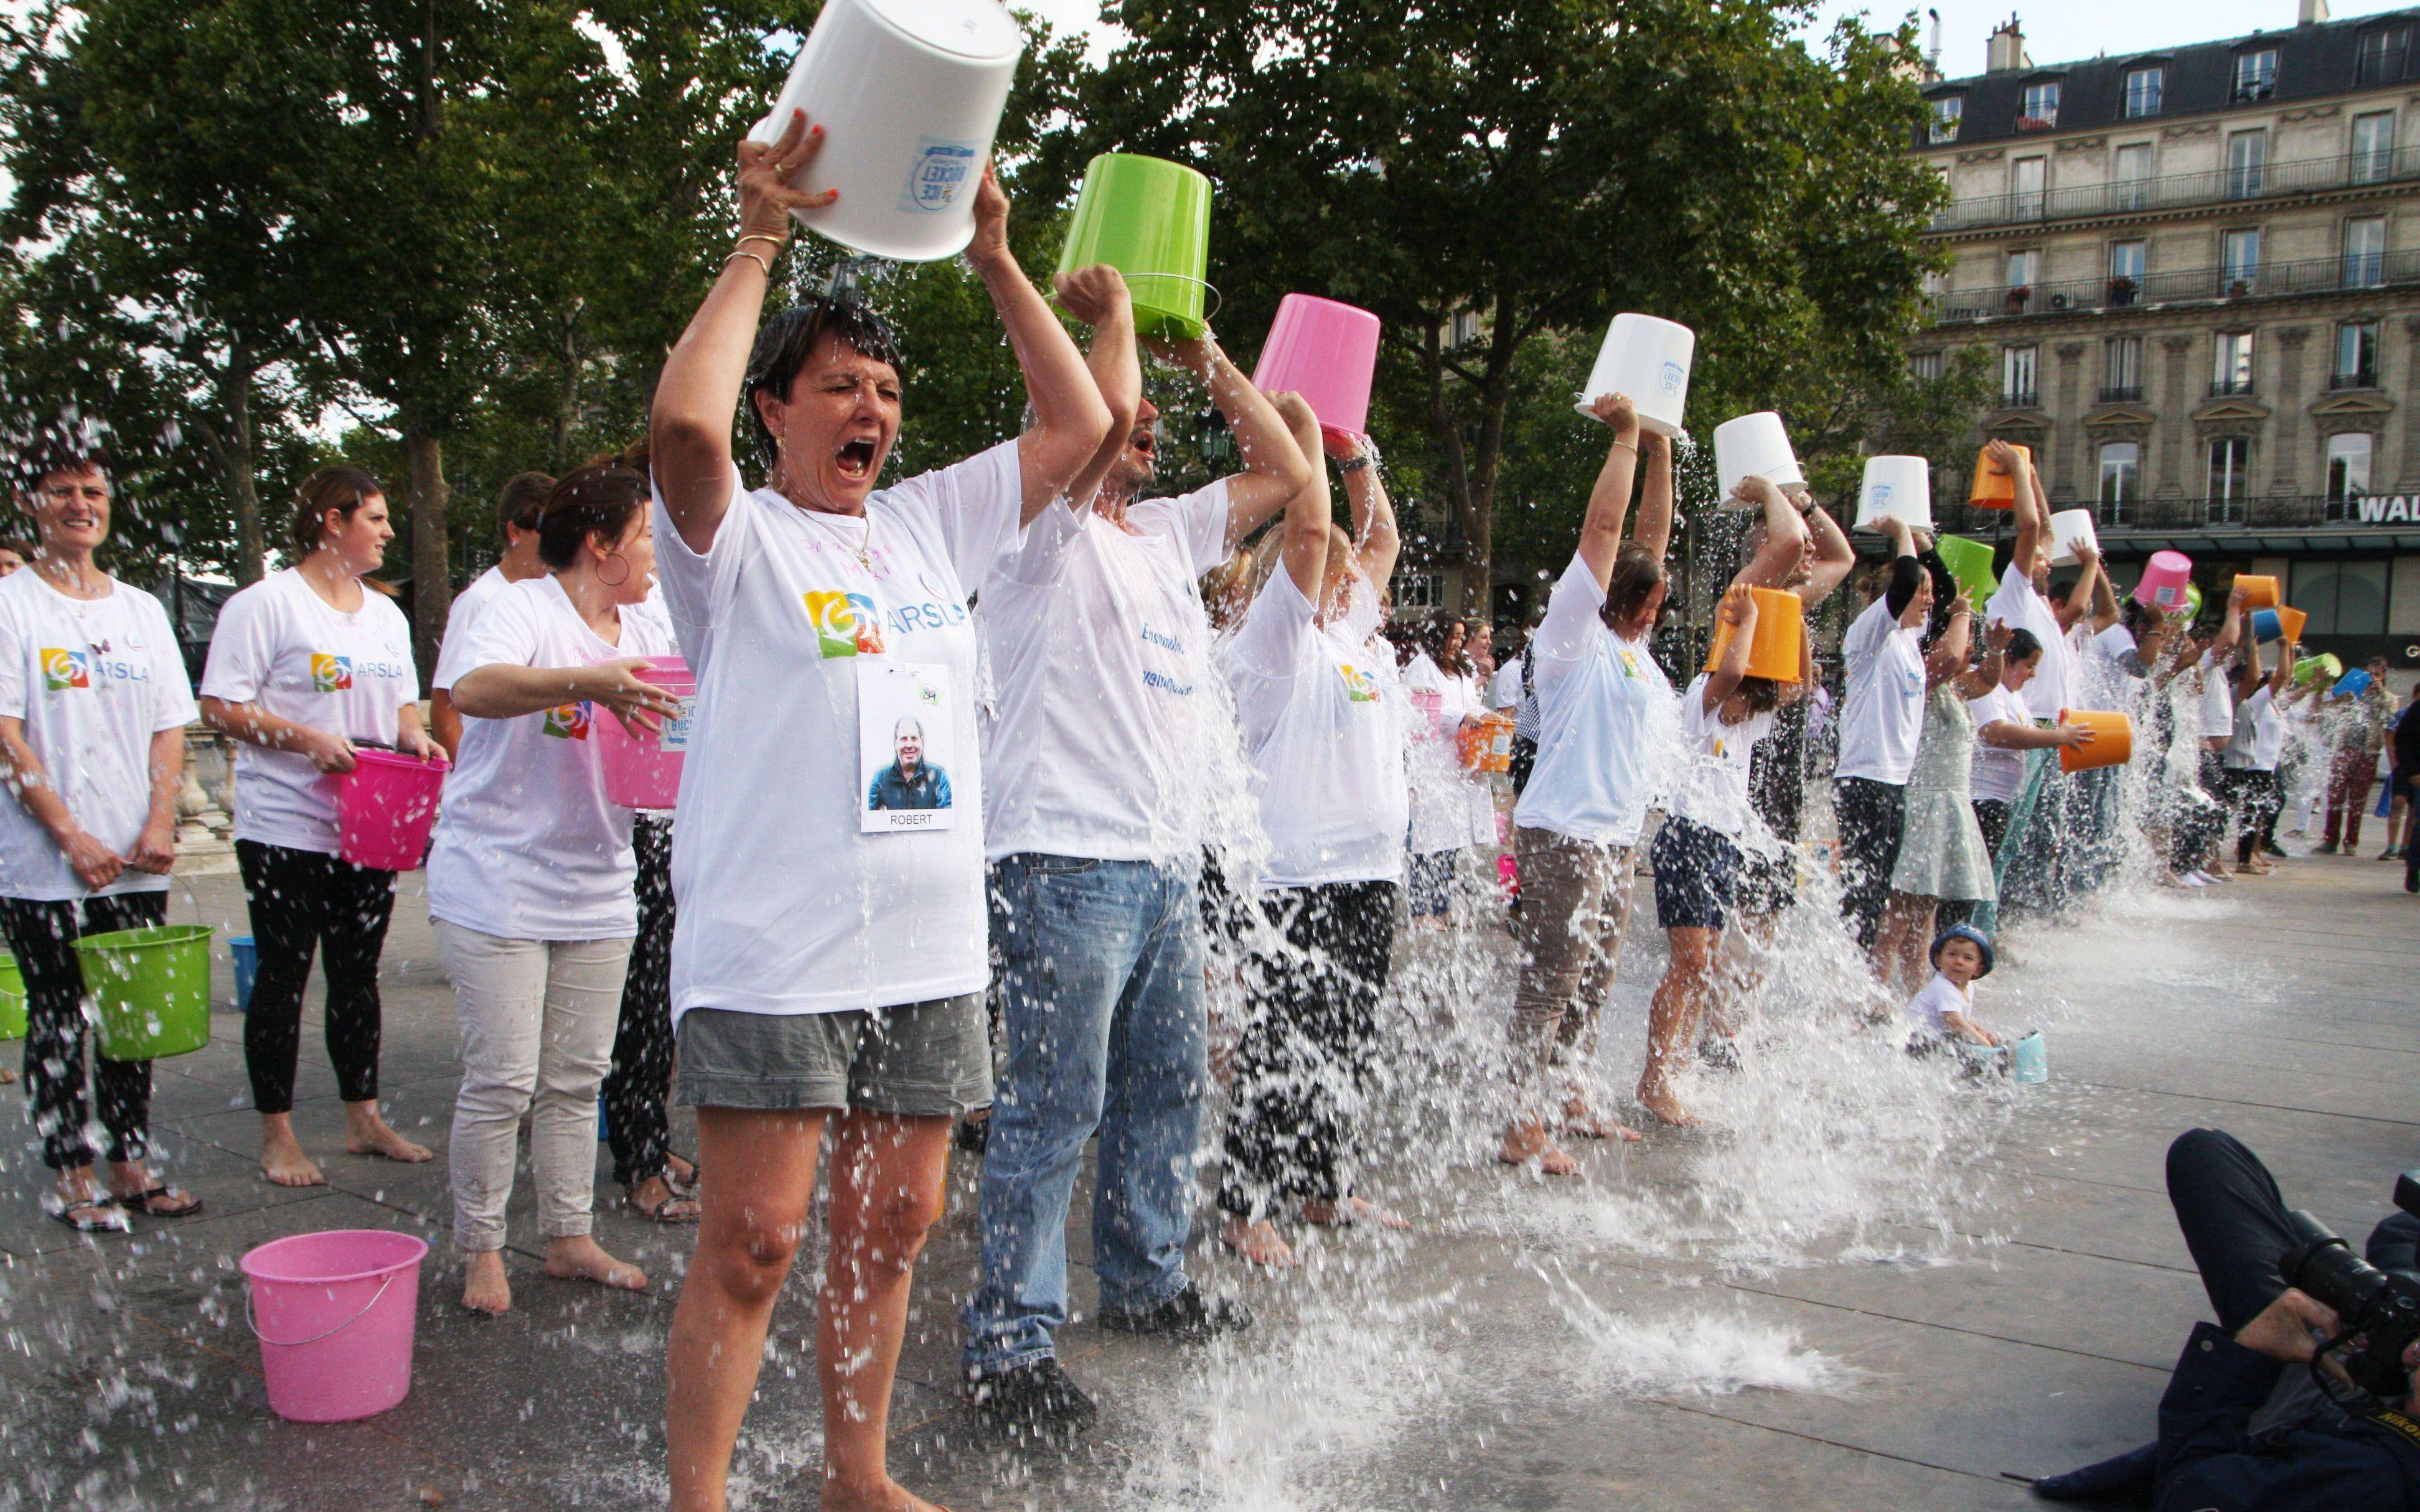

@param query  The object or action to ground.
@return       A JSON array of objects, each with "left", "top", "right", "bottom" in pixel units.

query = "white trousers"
[{"left": 437, "top": 922, "right": 633, "bottom": 1252}]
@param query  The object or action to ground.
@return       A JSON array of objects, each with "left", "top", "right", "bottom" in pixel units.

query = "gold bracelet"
[
  {"left": 735, "top": 233, "right": 787, "bottom": 257},
  {"left": 725, "top": 250, "right": 772, "bottom": 279},
  {"left": 1607, "top": 439, "right": 1638, "bottom": 455}
]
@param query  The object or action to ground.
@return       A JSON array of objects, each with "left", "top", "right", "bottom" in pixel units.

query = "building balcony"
[
  {"left": 2097, "top": 384, "right": 2144, "bottom": 404},
  {"left": 1926, "top": 250, "right": 2420, "bottom": 325},
  {"left": 1926, "top": 146, "right": 2419, "bottom": 234},
  {"left": 2000, "top": 387, "right": 2040, "bottom": 409},
  {"left": 1922, "top": 493, "right": 2408, "bottom": 539},
  {"left": 2209, "top": 376, "right": 2255, "bottom": 397},
  {"left": 2329, "top": 368, "right": 2380, "bottom": 391}
]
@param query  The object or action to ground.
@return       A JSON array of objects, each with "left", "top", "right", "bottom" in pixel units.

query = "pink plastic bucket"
[
  {"left": 1250, "top": 294, "right": 1382, "bottom": 445},
  {"left": 337, "top": 749, "right": 449, "bottom": 870},
  {"left": 596, "top": 657, "right": 697, "bottom": 811},
  {"left": 2135, "top": 550, "right": 2194, "bottom": 609},
  {"left": 1497, "top": 852, "right": 1520, "bottom": 899},
  {"left": 241, "top": 1228, "right": 429, "bottom": 1422}
]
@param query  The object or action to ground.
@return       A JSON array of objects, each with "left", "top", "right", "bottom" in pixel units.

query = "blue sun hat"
[{"left": 1930, "top": 923, "right": 1996, "bottom": 978}]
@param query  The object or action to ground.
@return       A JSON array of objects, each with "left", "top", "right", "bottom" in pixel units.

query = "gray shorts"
[{"left": 675, "top": 995, "right": 993, "bottom": 1118}]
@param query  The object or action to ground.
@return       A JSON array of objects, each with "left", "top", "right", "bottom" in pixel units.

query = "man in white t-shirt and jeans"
[{"left": 962, "top": 272, "right": 1312, "bottom": 1434}]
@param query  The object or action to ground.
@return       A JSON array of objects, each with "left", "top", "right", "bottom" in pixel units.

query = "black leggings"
[
  {"left": 236, "top": 839, "right": 396, "bottom": 1114},
  {"left": 2226, "top": 769, "right": 2283, "bottom": 866},
  {"left": 1833, "top": 777, "right": 1906, "bottom": 951},
  {"left": 1219, "top": 880, "right": 1398, "bottom": 1218},
  {"left": 2, "top": 890, "right": 168, "bottom": 1170},
  {"left": 603, "top": 813, "right": 676, "bottom": 1187}
]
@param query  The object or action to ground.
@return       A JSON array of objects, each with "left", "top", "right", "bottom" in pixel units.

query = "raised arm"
[
  {"left": 2055, "top": 541, "right": 2102, "bottom": 632},
  {"left": 1993, "top": 439, "right": 2043, "bottom": 582},
  {"left": 1576, "top": 393, "right": 1642, "bottom": 590},
  {"left": 2088, "top": 553, "right": 2122, "bottom": 632},
  {"left": 1631, "top": 429, "right": 1676, "bottom": 565},
  {"left": 1332, "top": 431, "right": 1400, "bottom": 590},
  {"left": 2268, "top": 641, "right": 2297, "bottom": 700},
  {"left": 1702, "top": 584, "right": 1758, "bottom": 714},
  {"left": 1053, "top": 266, "right": 1139, "bottom": 513},
  {"left": 2236, "top": 627, "right": 2266, "bottom": 699},
  {"left": 1924, "top": 591, "right": 1973, "bottom": 688},
  {"left": 1269, "top": 393, "right": 1331, "bottom": 604},
  {"left": 962, "top": 169, "right": 1114, "bottom": 525},
  {"left": 1148, "top": 334, "right": 1312, "bottom": 549},
  {"left": 1955, "top": 617, "right": 2008, "bottom": 699},
  {"left": 1797, "top": 500, "right": 1856, "bottom": 607},
  {"left": 1732, "top": 477, "right": 1809, "bottom": 591},
  {"left": 650, "top": 110, "right": 837, "bottom": 555}
]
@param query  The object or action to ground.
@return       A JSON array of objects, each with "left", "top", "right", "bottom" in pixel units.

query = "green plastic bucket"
[
  {"left": 1936, "top": 534, "right": 1999, "bottom": 613},
  {"left": 0, "top": 953, "right": 23, "bottom": 1042},
  {"left": 75, "top": 925, "right": 213, "bottom": 1060},
  {"left": 1057, "top": 153, "right": 1214, "bottom": 342}
]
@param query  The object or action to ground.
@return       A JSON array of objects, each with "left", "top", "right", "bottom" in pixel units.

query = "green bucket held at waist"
[{"left": 75, "top": 924, "right": 215, "bottom": 1060}]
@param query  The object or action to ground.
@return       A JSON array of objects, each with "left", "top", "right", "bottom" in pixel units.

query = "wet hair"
[
  {"left": 2004, "top": 627, "right": 2043, "bottom": 664},
  {"left": 291, "top": 465, "right": 383, "bottom": 556},
  {"left": 11, "top": 436, "right": 110, "bottom": 498},
  {"left": 0, "top": 536, "right": 34, "bottom": 561},
  {"left": 742, "top": 297, "right": 908, "bottom": 472},
  {"left": 1602, "top": 546, "right": 1666, "bottom": 632},
  {"left": 1425, "top": 617, "right": 1472, "bottom": 673},
  {"left": 1882, "top": 556, "right": 1926, "bottom": 619},
  {"left": 1917, "top": 552, "right": 1958, "bottom": 647},
  {"left": 537, "top": 445, "right": 650, "bottom": 571},
  {"left": 497, "top": 471, "right": 555, "bottom": 539},
  {"left": 1731, "top": 674, "right": 1785, "bottom": 717}
]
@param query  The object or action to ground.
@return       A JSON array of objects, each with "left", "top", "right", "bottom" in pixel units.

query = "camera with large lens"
[{"left": 2280, "top": 1170, "right": 2420, "bottom": 1401}]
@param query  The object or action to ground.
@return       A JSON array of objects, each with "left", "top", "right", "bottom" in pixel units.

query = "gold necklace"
[{"left": 801, "top": 506, "right": 875, "bottom": 572}]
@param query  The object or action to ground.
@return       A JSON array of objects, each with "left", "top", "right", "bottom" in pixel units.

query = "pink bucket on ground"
[
  {"left": 596, "top": 657, "right": 696, "bottom": 810},
  {"left": 337, "top": 749, "right": 449, "bottom": 870},
  {"left": 241, "top": 1228, "right": 429, "bottom": 1422},
  {"left": 1497, "top": 852, "right": 1519, "bottom": 898},
  {"left": 1250, "top": 293, "right": 1382, "bottom": 446},
  {"left": 2135, "top": 550, "right": 2194, "bottom": 609}
]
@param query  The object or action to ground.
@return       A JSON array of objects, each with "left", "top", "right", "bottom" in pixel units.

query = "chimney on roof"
[
  {"left": 2299, "top": 0, "right": 2330, "bottom": 26},
  {"left": 1928, "top": 9, "right": 1944, "bottom": 77},
  {"left": 1986, "top": 14, "right": 2030, "bottom": 74}
]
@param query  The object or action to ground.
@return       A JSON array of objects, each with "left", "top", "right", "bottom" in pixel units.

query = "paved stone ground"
[{"left": 0, "top": 845, "right": 2412, "bottom": 1511}]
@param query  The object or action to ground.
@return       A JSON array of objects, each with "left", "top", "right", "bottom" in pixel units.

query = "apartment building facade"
[{"left": 1910, "top": 4, "right": 2420, "bottom": 668}]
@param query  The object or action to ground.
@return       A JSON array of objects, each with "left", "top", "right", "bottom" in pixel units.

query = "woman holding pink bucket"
[
  {"left": 200, "top": 466, "right": 441, "bottom": 1191},
  {"left": 0, "top": 437, "right": 202, "bottom": 1231},
  {"left": 430, "top": 454, "right": 680, "bottom": 1315}
]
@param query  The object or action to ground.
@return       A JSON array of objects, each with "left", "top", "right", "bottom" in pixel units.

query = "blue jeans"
[{"left": 961, "top": 854, "right": 1208, "bottom": 1378}]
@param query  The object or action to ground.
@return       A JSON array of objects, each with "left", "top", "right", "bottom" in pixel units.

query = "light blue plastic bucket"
[
  {"left": 2010, "top": 1030, "right": 2048, "bottom": 1084},
  {"left": 231, "top": 935, "right": 258, "bottom": 1013}
]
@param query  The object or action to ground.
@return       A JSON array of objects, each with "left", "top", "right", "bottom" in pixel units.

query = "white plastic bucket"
[
  {"left": 2047, "top": 508, "right": 2099, "bottom": 567},
  {"left": 1712, "top": 411, "right": 1804, "bottom": 509},
  {"left": 1854, "top": 455, "right": 1934, "bottom": 533},
  {"left": 1574, "top": 314, "right": 1694, "bottom": 437},
  {"left": 747, "top": 0, "right": 1025, "bottom": 263}
]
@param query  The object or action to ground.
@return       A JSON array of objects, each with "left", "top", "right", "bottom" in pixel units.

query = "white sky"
[{"left": 1025, "top": 0, "right": 2420, "bottom": 76}]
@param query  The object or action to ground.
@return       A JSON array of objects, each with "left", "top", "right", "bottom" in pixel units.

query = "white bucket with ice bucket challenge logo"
[
  {"left": 747, "top": 0, "right": 1025, "bottom": 263},
  {"left": 1573, "top": 313, "right": 1694, "bottom": 437},
  {"left": 2047, "top": 508, "right": 2099, "bottom": 567},
  {"left": 1712, "top": 411, "right": 1806, "bottom": 511},
  {"left": 1855, "top": 455, "right": 1934, "bottom": 533}
]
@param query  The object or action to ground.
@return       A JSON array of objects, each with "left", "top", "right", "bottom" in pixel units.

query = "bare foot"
[
  {"left": 462, "top": 1249, "right": 512, "bottom": 1315},
  {"left": 543, "top": 1234, "right": 648, "bottom": 1292},
  {"left": 1562, "top": 1099, "right": 1644, "bottom": 1142},
  {"left": 1498, "top": 1120, "right": 1584, "bottom": 1177},
  {"left": 1220, "top": 1214, "right": 1298, "bottom": 1269},
  {"left": 0, "top": 1067, "right": 16, "bottom": 1085},
  {"left": 1301, "top": 1195, "right": 1410, "bottom": 1230},
  {"left": 260, "top": 1119, "right": 326, "bottom": 1187},
  {"left": 345, "top": 1108, "right": 433, "bottom": 1164},
  {"left": 822, "top": 1473, "right": 948, "bottom": 1512},
  {"left": 1636, "top": 1086, "right": 1697, "bottom": 1128}
]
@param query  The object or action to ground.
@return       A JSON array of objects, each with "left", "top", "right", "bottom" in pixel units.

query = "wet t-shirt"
[{"left": 1513, "top": 553, "right": 1677, "bottom": 846}]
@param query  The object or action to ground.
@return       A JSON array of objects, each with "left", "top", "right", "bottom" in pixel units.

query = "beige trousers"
[{"left": 1509, "top": 826, "right": 1638, "bottom": 1113}]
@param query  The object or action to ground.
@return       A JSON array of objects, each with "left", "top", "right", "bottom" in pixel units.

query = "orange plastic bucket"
[
  {"left": 1457, "top": 712, "right": 1514, "bottom": 773},
  {"left": 1702, "top": 588, "right": 1805, "bottom": 683},
  {"left": 1967, "top": 442, "right": 2031, "bottom": 508},
  {"left": 2234, "top": 574, "right": 2280, "bottom": 609},
  {"left": 2058, "top": 709, "right": 2133, "bottom": 772}
]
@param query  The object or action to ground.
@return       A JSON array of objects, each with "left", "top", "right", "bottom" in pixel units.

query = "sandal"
[
  {"left": 624, "top": 1181, "right": 700, "bottom": 1224},
  {"left": 52, "top": 1192, "right": 131, "bottom": 1233},
  {"left": 665, "top": 1155, "right": 700, "bottom": 1194},
  {"left": 111, "top": 1184, "right": 204, "bottom": 1218}
]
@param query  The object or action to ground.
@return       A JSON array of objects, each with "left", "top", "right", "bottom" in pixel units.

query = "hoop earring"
[{"left": 597, "top": 551, "right": 631, "bottom": 589}]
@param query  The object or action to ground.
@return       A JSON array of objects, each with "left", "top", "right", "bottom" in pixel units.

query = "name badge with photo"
[{"left": 859, "top": 663, "right": 955, "bottom": 834}]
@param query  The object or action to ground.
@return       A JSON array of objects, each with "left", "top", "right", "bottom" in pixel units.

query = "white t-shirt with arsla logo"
[
  {"left": 426, "top": 575, "right": 676, "bottom": 940},
  {"left": 1222, "top": 569, "right": 1409, "bottom": 889},
  {"left": 649, "top": 443, "right": 1023, "bottom": 1022},
  {"left": 200, "top": 568, "right": 421, "bottom": 855},
  {"left": 0, "top": 569, "right": 199, "bottom": 900}
]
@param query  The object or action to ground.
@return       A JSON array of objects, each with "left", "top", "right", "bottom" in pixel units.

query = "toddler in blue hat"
[{"left": 1903, "top": 923, "right": 2004, "bottom": 1047}]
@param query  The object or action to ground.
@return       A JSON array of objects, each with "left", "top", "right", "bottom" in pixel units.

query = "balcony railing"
[
  {"left": 1921, "top": 494, "right": 2403, "bottom": 537},
  {"left": 2210, "top": 376, "right": 2255, "bottom": 397},
  {"left": 2097, "top": 384, "right": 2144, "bottom": 403},
  {"left": 2329, "top": 368, "right": 2380, "bottom": 391},
  {"left": 1927, "top": 249, "right": 2420, "bottom": 325},
  {"left": 1928, "top": 145, "right": 2420, "bottom": 233}
]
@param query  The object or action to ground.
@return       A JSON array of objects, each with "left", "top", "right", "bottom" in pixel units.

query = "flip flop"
[
  {"left": 52, "top": 1193, "right": 131, "bottom": 1233},
  {"left": 111, "top": 1184, "right": 204, "bottom": 1218},
  {"left": 624, "top": 1183, "right": 700, "bottom": 1224}
]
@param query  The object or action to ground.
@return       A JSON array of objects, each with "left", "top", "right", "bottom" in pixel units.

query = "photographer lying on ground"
[{"left": 2033, "top": 1128, "right": 2420, "bottom": 1510}]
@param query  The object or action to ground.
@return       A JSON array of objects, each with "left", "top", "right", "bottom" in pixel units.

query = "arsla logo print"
[
  {"left": 310, "top": 653, "right": 352, "bottom": 691},
  {"left": 804, "top": 590, "right": 886, "bottom": 658},
  {"left": 40, "top": 648, "right": 89, "bottom": 691},
  {"left": 542, "top": 702, "right": 593, "bottom": 740},
  {"left": 1338, "top": 664, "right": 1379, "bottom": 703}
]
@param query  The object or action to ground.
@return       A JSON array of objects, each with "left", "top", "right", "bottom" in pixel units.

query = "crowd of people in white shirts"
[{"left": 1, "top": 111, "right": 2408, "bottom": 1512}]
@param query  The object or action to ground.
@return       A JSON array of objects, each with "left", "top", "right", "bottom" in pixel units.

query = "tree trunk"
[
  {"left": 405, "top": 424, "right": 451, "bottom": 681},
  {"left": 193, "top": 348, "right": 268, "bottom": 584}
]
